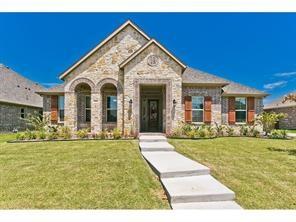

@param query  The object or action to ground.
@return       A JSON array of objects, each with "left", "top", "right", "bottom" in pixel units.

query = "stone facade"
[
  {"left": 266, "top": 107, "right": 296, "bottom": 129},
  {"left": 0, "top": 102, "right": 42, "bottom": 132},
  {"left": 39, "top": 21, "right": 267, "bottom": 134}
]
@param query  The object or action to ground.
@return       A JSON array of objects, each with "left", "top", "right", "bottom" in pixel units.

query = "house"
[
  {"left": 264, "top": 94, "right": 296, "bottom": 129},
  {"left": 0, "top": 64, "right": 44, "bottom": 132},
  {"left": 37, "top": 20, "right": 267, "bottom": 134}
]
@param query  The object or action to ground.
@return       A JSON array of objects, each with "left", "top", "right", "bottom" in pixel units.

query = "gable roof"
[
  {"left": 119, "top": 39, "right": 187, "bottom": 70},
  {"left": 183, "top": 67, "right": 268, "bottom": 97},
  {"left": 36, "top": 83, "right": 65, "bottom": 95},
  {"left": 264, "top": 93, "right": 296, "bottom": 110},
  {"left": 0, "top": 64, "right": 44, "bottom": 108},
  {"left": 182, "top": 67, "right": 229, "bottom": 86},
  {"left": 59, "top": 20, "right": 150, "bottom": 80},
  {"left": 222, "top": 81, "right": 268, "bottom": 97}
]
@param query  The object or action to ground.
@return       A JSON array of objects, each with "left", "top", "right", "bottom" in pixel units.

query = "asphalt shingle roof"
[
  {"left": 36, "top": 83, "right": 65, "bottom": 94},
  {"left": 264, "top": 93, "right": 296, "bottom": 109},
  {"left": 0, "top": 64, "right": 44, "bottom": 108}
]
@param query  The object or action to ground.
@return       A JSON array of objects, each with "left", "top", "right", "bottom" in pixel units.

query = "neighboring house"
[
  {"left": 37, "top": 20, "right": 267, "bottom": 134},
  {"left": 264, "top": 94, "right": 296, "bottom": 129},
  {"left": 0, "top": 64, "right": 44, "bottom": 132}
]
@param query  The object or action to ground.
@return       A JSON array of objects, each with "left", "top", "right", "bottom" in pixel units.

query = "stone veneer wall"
[
  {"left": 61, "top": 25, "right": 148, "bottom": 131},
  {"left": 0, "top": 102, "right": 42, "bottom": 132},
  {"left": 123, "top": 44, "right": 183, "bottom": 134},
  {"left": 266, "top": 107, "right": 296, "bottom": 129},
  {"left": 221, "top": 97, "right": 264, "bottom": 124},
  {"left": 182, "top": 86, "right": 222, "bottom": 125}
]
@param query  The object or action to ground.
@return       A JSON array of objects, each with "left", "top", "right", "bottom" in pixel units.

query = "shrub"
[
  {"left": 59, "top": 126, "right": 72, "bottom": 140},
  {"left": 113, "top": 128, "right": 122, "bottom": 139},
  {"left": 187, "top": 130, "right": 196, "bottom": 139},
  {"left": 24, "top": 130, "right": 37, "bottom": 140},
  {"left": 37, "top": 131, "right": 47, "bottom": 140},
  {"left": 268, "top": 129, "right": 288, "bottom": 139},
  {"left": 257, "top": 112, "right": 286, "bottom": 135},
  {"left": 23, "top": 111, "right": 50, "bottom": 131},
  {"left": 240, "top": 125, "right": 249, "bottom": 136},
  {"left": 47, "top": 131, "right": 58, "bottom": 140},
  {"left": 76, "top": 129, "right": 89, "bottom": 139},
  {"left": 226, "top": 126, "right": 234, "bottom": 136},
  {"left": 99, "top": 130, "right": 108, "bottom": 139},
  {"left": 16, "top": 132, "right": 25, "bottom": 140}
]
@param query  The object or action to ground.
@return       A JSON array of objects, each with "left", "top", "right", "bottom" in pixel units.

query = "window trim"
[
  {"left": 235, "top": 97, "right": 247, "bottom": 124},
  {"left": 85, "top": 95, "right": 91, "bottom": 123},
  {"left": 20, "top": 108, "right": 25, "bottom": 119},
  {"left": 191, "top": 96, "right": 204, "bottom": 124},
  {"left": 58, "top": 95, "right": 65, "bottom": 123},
  {"left": 106, "top": 94, "right": 117, "bottom": 123}
]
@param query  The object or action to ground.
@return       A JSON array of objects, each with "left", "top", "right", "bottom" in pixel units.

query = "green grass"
[
  {"left": 286, "top": 129, "right": 296, "bottom": 133},
  {"left": 0, "top": 134, "right": 169, "bottom": 209},
  {"left": 169, "top": 137, "right": 296, "bottom": 209}
]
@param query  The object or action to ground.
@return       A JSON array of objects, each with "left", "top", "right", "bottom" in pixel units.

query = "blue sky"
[{"left": 0, "top": 13, "right": 296, "bottom": 104}]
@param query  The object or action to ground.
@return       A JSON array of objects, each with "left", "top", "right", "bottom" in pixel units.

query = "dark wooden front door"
[{"left": 148, "top": 99, "right": 160, "bottom": 132}]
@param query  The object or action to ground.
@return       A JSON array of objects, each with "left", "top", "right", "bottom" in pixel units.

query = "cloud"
[
  {"left": 41, "top": 83, "right": 59, "bottom": 87},
  {"left": 263, "top": 81, "right": 287, "bottom": 90},
  {"left": 274, "top": 71, "right": 296, "bottom": 77}
]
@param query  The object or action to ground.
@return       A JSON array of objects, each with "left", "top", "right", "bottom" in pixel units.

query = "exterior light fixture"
[
  {"left": 129, "top": 99, "right": 133, "bottom": 104},
  {"left": 173, "top": 99, "right": 177, "bottom": 105}
]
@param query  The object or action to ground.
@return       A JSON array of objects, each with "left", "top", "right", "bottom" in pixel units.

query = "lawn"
[
  {"left": 169, "top": 137, "right": 296, "bottom": 209},
  {"left": 0, "top": 134, "right": 169, "bottom": 209},
  {"left": 286, "top": 129, "right": 296, "bottom": 133}
]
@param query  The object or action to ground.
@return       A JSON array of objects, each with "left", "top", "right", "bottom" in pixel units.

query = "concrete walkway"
[{"left": 139, "top": 133, "right": 242, "bottom": 209}]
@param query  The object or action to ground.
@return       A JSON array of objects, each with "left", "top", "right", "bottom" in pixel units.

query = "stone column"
[
  {"left": 91, "top": 92, "right": 100, "bottom": 132},
  {"left": 117, "top": 91, "right": 124, "bottom": 132},
  {"left": 65, "top": 92, "right": 77, "bottom": 131}
]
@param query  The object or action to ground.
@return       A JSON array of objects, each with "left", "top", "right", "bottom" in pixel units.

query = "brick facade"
[
  {"left": 0, "top": 102, "right": 42, "bottom": 132},
  {"left": 266, "top": 107, "right": 296, "bottom": 129}
]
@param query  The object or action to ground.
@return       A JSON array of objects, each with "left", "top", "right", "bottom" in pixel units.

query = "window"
[
  {"left": 192, "top": 96, "right": 204, "bottom": 123},
  {"left": 106, "top": 95, "right": 117, "bottom": 122},
  {"left": 235, "top": 97, "right": 247, "bottom": 123},
  {"left": 58, "top": 96, "right": 65, "bottom": 122},
  {"left": 85, "top": 95, "right": 91, "bottom": 122},
  {"left": 20, "top": 108, "right": 25, "bottom": 119}
]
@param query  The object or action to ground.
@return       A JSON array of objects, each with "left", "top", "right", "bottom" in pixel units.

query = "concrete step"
[
  {"left": 139, "top": 141, "right": 174, "bottom": 152},
  {"left": 171, "top": 201, "right": 242, "bottom": 209},
  {"left": 142, "top": 151, "right": 210, "bottom": 178},
  {"left": 161, "top": 175, "right": 235, "bottom": 204},
  {"left": 139, "top": 135, "right": 167, "bottom": 142}
]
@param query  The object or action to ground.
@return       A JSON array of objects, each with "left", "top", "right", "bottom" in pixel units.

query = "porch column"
[
  {"left": 91, "top": 92, "right": 100, "bottom": 132},
  {"left": 64, "top": 92, "right": 77, "bottom": 131},
  {"left": 117, "top": 90, "right": 124, "bottom": 132}
]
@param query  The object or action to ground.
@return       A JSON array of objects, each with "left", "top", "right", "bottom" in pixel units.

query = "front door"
[{"left": 148, "top": 99, "right": 160, "bottom": 132}]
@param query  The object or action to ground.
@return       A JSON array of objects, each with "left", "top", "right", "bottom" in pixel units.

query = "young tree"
[
  {"left": 257, "top": 112, "right": 287, "bottom": 135},
  {"left": 23, "top": 111, "right": 50, "bottom": 131}
]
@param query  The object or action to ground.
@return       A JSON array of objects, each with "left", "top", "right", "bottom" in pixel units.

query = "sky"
[{"left": 0, "top": 13, "right": 296, "bottom": 104}]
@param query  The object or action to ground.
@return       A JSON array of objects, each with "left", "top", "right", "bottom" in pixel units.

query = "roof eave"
[
  {"left": 222, "top": 92, "right": 269, "bottom": 97},
  {"left": 0, "top": 99, "right": 42, "bottom": 108},
  {"left": 182, "top": 82, "right": 229, "bottom": 87}
]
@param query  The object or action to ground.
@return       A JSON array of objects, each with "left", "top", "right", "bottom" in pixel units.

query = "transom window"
[
  {"left": 85, "top": 95, "right": 91, "bottom": 122},
  {"left": 106, "top": 95, "right": 117, "bottom": 122},
  {"left": 192, "top": 96, "right": 204, "bottom": 123},
  {"left": 235, "top": 97, "right": 247, "bottom": 123},
  {"left": 58, "top": 96, "right": 65, "bottom": 122}
]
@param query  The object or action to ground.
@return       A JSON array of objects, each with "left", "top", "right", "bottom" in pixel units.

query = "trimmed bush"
[
  {"left": 268, "top": 129, "right": 288, "bottom": 139},
  {"left": 76, "top": 129, "right": 89, "bottom": 139},
  {"left": 113, "top": 128, "right": 122, "bottom": 140}
]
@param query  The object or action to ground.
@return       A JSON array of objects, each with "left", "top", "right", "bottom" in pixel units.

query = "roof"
[
  {"left": 59, "top": 20, "right": 151, "bottom": 80},
  {"left": 182, "top": 67, "right": 229, "bottom": 86},
  {"left": 0, "top": 64, "right": 44, "bottom": 108},
  {"left": 264, "top": 93, "right": 296, "bottom": 110},
  {"left": 36, "top": 83, "right": 65, "bottom": 95},
  {"left": 119, "top": 39, "right": 187, "bottom": 70},
  {"left": 222, "top": 81, "right": 268, "bottom": 97}
]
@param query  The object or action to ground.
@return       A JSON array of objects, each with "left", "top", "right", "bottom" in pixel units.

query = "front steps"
[{"left": 139, "top": 133, "right": 242, "bottom": 210}]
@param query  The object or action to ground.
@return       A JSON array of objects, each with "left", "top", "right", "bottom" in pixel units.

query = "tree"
[
  {"left": 282, "top": 93, "right": 296, "bottom": 103},
  {"left": 257, "top": 112, "right": 287, "bottom": 135}
]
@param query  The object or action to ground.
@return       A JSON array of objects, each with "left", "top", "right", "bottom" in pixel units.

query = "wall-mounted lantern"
[
  {"left": 129, "top": 99, "right": 133, "bottom": 105},
  {"left": 173, "top": 99, "right": 177, "bottom": 105}
]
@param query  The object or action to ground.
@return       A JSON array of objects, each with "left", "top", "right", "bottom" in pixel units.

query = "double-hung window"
[
  {"left": 106, "top": 95, "right": 117, "bottom": 122},
  {"left": 235, "top": 97, "right": 247, "bottom": 123},
  {"left": 85, "top": 95, "right": 91, "bottom": 122},
  {"left": 192, "top": 96, "right": 204, "bottom": 123},
  {"left": 58, "top": 96, "right": 65, "bottom": 122}
]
